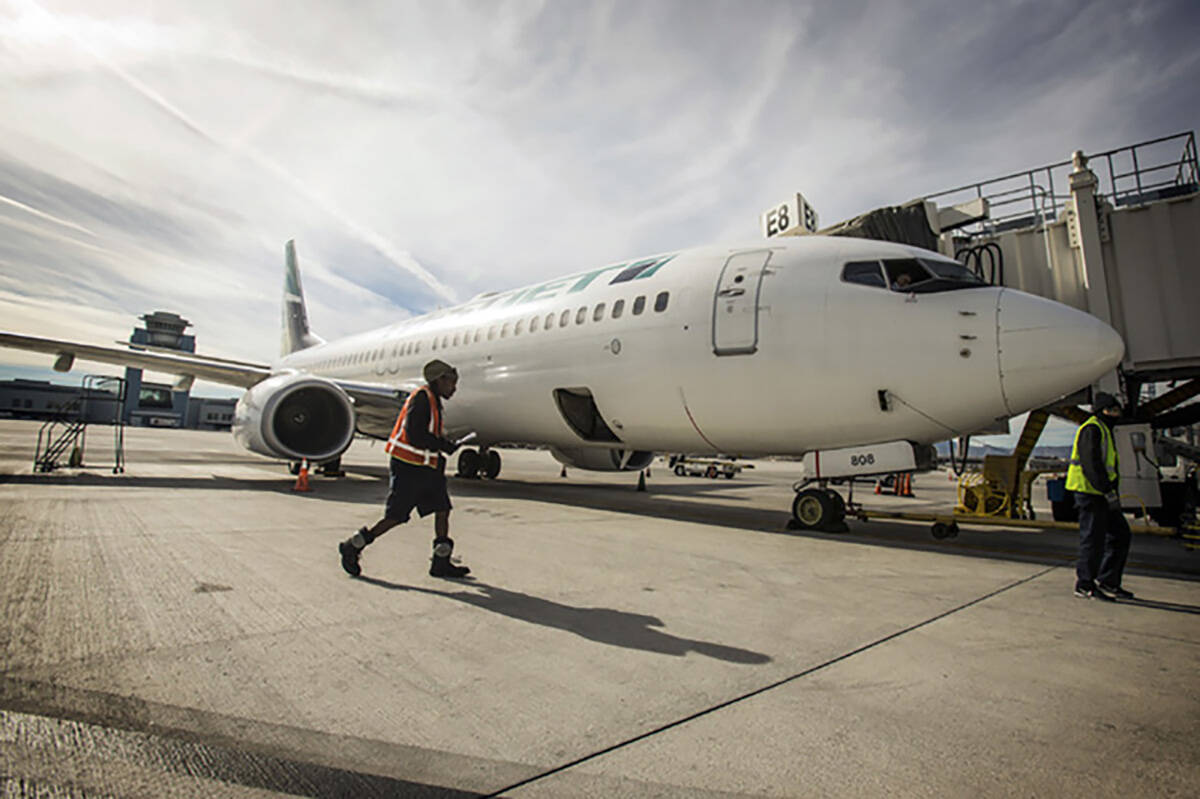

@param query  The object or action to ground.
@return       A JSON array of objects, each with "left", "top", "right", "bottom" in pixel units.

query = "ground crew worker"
[
  {"left": 1066, "top": 392, "right": 1133, "bottom": 600},
  {"left": 339, "top": 359, "right": 469, "bottom": 579}
]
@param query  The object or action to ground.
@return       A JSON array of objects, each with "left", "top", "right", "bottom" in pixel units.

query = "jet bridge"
[{"left": 926, "top": 133, "right": 1200, "bottom": 526}]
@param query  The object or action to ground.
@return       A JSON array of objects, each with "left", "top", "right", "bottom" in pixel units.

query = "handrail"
[{"left": 924, "top": 131, "right": 1198, "bottom": 237}]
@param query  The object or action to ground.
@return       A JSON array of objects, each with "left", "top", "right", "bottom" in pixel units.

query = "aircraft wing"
[
  {"left": 0, "top": 330, "right": 272, "bottom": 389},
  {"left": 0, "top": 330, "right": 410, "bottom": 437}
]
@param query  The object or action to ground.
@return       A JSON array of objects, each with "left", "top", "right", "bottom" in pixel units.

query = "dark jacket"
[{"left": 1077, "top": 415, "right": 1118, "bottom": 495}]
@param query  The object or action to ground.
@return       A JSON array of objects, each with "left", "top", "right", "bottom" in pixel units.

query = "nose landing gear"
[{"left": 788, "top": 481, "right": 850, "bottom": 532}]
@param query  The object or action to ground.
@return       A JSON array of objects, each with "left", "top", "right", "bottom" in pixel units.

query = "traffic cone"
[
  {"left": 874, "top": 480, "right": 882, "bottom": 495},
  {"left": 637, "top": 470, "right": 647, "bottom": 492},
  {"left": 292, "top": 459, "right": 312, "bottom": 492}
]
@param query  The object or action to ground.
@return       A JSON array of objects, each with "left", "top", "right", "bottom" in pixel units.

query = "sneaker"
[
  {"left": 1074, "top": 583, "right": 1115, "bottom": 602},
  {"left": 1098, "top": 583, "right": 1134, "bottom": 599},
  {"left": 338, "top": 540, "right": 362, "bottom": 577}
]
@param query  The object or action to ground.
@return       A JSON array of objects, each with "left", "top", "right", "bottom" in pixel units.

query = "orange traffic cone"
[
  {"left": 292, "top": 459, "right": 312, "bottom": 492},
  {"left": 874, "top": 480, "right": 882, "bottom": 495}
]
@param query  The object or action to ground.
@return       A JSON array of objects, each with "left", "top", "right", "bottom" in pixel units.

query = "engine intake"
[{"left": 234, "top": 373, "right": 355, "bottom": 462}]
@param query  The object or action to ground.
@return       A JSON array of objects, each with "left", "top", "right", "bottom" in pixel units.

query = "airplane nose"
[{"left": 996, "top": 289, "right": 1125, "bottom": 415}]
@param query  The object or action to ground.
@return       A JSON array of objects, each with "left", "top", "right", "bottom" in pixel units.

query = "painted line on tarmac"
[{"left": 484, "top": 565, "right": 1058, "bottom": 798}]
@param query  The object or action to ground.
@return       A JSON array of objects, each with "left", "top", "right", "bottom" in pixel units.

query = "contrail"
[
  {"left": 0, "top": 192, "right": 97, "bottom": 236},
  {"left": 12, "top": 0, "right": 458, "bottom": 306}
]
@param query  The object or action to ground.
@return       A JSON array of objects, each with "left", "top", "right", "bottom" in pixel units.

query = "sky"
[{"left": 1, "top": 0, "right": 1198, "bottom": 443}]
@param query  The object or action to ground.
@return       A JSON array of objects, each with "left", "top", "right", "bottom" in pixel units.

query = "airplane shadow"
[
  {"left": 354, "top": 576, "right": 772, "bottom": 665},
  {"left": 0, "top": 472, "right": 308, "bottom": 494},
  {"left": 6, "top": 468, "right": 1197, "bottom": 582}
]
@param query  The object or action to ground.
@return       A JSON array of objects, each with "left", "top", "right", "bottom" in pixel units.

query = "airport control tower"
[{"left": 122, "top": 311, "right": 195, "bottom": 427}]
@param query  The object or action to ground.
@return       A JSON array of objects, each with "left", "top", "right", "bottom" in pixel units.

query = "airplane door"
[{"left": 713, "top": 250, "right": 772, "bottom": 355}]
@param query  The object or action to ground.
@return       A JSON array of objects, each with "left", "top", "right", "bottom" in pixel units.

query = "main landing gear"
[
  {"left": 456, "top": 447, "right": 501, "bottom": 480},
  {"left": 788, "top": 481, "right": 850, "bottom": 533}
]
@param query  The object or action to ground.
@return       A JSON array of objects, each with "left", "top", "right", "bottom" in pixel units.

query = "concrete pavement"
[{"left": 1, "top": 421, "right": 1197, "bottom": 797}]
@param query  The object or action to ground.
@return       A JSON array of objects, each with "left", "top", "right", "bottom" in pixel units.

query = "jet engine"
[
  {"left": 233, "top": 373, "right": 355, "bottom": 462},
  {"left": 549, "top": 446, "right": 654, "bottom": 472}
]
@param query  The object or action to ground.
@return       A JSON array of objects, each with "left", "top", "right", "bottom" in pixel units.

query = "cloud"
[{"left": 0, "top": 0, "right": 1197, "bottom": 403}]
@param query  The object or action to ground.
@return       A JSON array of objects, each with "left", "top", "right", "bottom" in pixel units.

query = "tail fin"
[{"left": 282, "top": 240, "right": 325, "bottom": 356}]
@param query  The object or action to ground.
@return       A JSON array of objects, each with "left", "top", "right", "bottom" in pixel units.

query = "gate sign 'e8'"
[{"left": 761, "top": 192, "right": 820, "bottom": 238}]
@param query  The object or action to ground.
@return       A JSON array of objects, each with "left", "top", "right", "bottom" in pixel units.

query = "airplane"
[{"left": 0, "top": 235, "right": 1124, "bottom": 530}]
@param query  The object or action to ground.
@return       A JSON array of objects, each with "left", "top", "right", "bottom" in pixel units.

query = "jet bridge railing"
[{"left": 924, "top": 131, "right": 1199, "bottom": 237}]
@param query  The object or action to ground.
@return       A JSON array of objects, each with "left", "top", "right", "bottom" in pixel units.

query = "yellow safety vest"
[
  {"left": 384, "top": 386, "right": 442, "bottom": 468},
  {"left": 1065, "top": 416, "right": 1118, "bottom": 495}
]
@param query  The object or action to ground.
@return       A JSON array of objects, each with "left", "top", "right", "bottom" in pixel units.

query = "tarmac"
[{"left": 1, "top": 419, "right": 1197, "bottom": 798}]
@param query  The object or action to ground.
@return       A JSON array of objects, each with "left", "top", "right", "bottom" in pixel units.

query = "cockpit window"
[
  {"left": 919, "top": 257, "right": 987, "bottom": 285},
  {"left": 883, "top": 258, "right": 931, "bottom": 291},
  {"left": 842, "top": 261, "right": 886, "bottom": 288},
  {"left": 883, "top": 257, "right": 988, "bottom": 293}
]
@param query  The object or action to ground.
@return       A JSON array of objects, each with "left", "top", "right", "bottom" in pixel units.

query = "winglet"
[{"left": 282, "top": 240, "right": 325, "bottom": 356}]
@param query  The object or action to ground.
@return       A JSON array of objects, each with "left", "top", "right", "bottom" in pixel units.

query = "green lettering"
[
  {"left": 522, "top": 279, "right": 569, "bottom": 303},
  {"left": 568, "top": 264, "right": 626, "bottom": 293},
  {"left": 633, "top": 254, "right": 676, "bottom": 280}
]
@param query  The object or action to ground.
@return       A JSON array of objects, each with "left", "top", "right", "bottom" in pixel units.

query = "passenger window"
[
  {"left": 431, "top": 339, "right": 438, "bottom": 351},
  {"left": 453, "top": 333, "right": 460, "bottom": 347},
  {"left": 612, "top": 299, "right": 624, "bottom": 319},
  {"left": 475, "top": 330, "right": 482, "bottom": 344},
  {"left": 632, "top": 295, "right": 646, "bottom": 315},
  {"left": 500, "top": 323, "right": 509, "bottom": 338},
  {"left": 654, "top": 292, "right": 669, "bottom": 312},
  {"left": 442, "top": 336, "right": 450, "bottom": 349},
  {"left": 576, "top": 307, "right": 587, "bottom": 325},
  {"left": 560, "top": 310, "right": 570, "bottom": 327},
  {"left": 488, "top": 326, "right": 496, "bottom": 341},
  {"left": 530, "top": 315, "right": 540, "bottom": 333},
  {"left": 515, "top": 319, "right": 524, "bottom": 335},
  {"left": 547, "top": 312, "right": 557, "bottom": 330},
  {"left": 842, "top": 261, "right": 886, "bottom": 288},
  {"left": 593, "top": 303, "right": 606, "bottom": 322}
]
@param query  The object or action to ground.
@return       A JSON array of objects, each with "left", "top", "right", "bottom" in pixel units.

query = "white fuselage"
[{"left": 276, "top": 236, "right": 1123, "bottom": 457}]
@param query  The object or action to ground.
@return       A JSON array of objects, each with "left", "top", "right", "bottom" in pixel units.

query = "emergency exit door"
[{"left": 712, "top": 250, "right": 771, "bottom": 355}]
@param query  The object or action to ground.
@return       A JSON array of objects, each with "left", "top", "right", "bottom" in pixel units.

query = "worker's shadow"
[
  {"left": 1118, "top": 597, "right": 1200, "bottom": 615},
  {"left": 355, "top": 576, "right": 772, "bottom": 664}
]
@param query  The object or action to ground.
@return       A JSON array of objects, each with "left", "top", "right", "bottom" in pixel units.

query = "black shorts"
[{"left": 385, "top": 457, "right": 452, "bottom": 523}]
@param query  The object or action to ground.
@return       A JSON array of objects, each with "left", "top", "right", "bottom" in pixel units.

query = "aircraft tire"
[
  {"left": 483, "top": 450, "right": 502, "bottom": 480},
  {"left": 792, "top": 488, "right": 836, "bottom": 530},
  {"left": 457, "top": 449, "right": 481, "bottom": 478},
  {"left": 674, "top": 465, "right": 686, "bottom": 476},
  {"left": 823, "top": 489, "right": 847, "bottom": 522}
]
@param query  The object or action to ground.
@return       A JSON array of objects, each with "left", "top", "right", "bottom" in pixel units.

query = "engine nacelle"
[
  {"left": 233, "top": 373, "right": 355, "bottom": 462},
  {"left": 549, "top": 446, "right": 654, "bottom": 472}
]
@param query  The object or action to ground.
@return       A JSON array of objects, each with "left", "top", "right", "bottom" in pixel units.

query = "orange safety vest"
[{"left": 384, "top": 385, "right": 442, "bottom": 468}]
